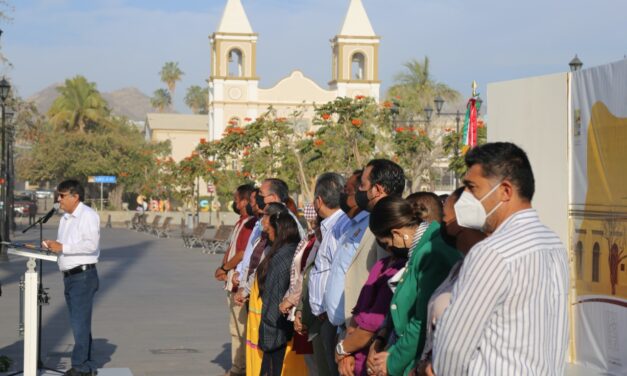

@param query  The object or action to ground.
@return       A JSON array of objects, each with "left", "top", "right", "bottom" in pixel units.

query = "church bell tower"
[
  {"left": 329, "top": 0, "right": 381, "bottom": 101},
  {"left": 208, "top": 0, "right": 259, "bottom": 140}
]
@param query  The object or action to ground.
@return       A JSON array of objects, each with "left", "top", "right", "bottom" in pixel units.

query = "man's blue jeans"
[{"left": 63, "top": 267, "right": 99, "bottom": 372}]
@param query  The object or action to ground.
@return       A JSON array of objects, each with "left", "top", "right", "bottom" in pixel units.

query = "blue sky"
[{"left": 2, "top": 0, "right": 626, "bottom": 113}]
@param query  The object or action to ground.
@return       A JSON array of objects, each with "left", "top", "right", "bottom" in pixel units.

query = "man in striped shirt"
[
  {"left": 308, "top": 172, "right": 349, "bottom": 376},
  {"left": 433, "top": 142, "right": 569, "bottom": 375}
]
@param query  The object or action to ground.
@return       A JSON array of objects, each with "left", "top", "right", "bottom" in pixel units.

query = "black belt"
[{"left": 63, "top": 264, "right": 96, "bottom": 278}]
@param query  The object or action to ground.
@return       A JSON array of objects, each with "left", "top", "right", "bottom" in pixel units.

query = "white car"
[{"left": 35, "top": 190, "right": 54, "bottom": 199}]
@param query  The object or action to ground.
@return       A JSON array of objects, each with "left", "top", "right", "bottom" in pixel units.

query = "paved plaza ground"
[{"left": 0, "top": 220, "right": 231, "bottom": 376}]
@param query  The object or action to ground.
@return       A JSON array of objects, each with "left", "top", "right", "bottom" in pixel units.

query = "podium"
[{"left": 8, "top": 247, "right": 58, "bottom": 376}]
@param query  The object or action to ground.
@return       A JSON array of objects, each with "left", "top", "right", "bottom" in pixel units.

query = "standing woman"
[
  {"left": 366, "top": 196, "right": 461, "bottom": 376},
  {"left": 257, "top": 211, "right": 302, "bottom": 375},
  {"left": 245, "top": 203, "right": 289, "bottom": 376}
]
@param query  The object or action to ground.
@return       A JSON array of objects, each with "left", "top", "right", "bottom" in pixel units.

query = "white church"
[{"left": 145, "top": 0, "right": 383, "bottom": 163}]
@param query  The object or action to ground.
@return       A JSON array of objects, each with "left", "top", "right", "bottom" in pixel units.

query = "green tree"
[
  {"left": 159, "top": 61, "right": 184, "bottom": 103},
  {"left": 18, "top": 115, "right": 172, "bottom": 209},
  {"left": 442, "top": 120, "right": 487, "bottom": 182},
  {"left": 197, "top": 98, "right": 393, "bottom": 203},
  {"left": 48, "top": 75, "right": 110, "bottom": 133},
  {"left": 184, "top": 85, "right": 208, "bottom": 114},
  {"left": 387, "top": 57, "right": 462, "bottom": 192},
  {"left": 388, "top": 57, "right": 460, "bottom": 118},
  {"left": 150, "top": 88, "right": 172, "bottom": 113}
]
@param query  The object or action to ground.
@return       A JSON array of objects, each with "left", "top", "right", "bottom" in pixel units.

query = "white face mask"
[{"left": 454, "top": 183, "right": 503, "bottom": 230}]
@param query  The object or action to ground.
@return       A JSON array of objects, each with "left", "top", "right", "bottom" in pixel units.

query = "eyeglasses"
[{"left": 57, "top": 192, "right": 71, "bottom": 199}]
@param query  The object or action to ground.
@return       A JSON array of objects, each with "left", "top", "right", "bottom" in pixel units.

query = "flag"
[{"left": 461, "top": 97, "right": 481, "bottom": 149}]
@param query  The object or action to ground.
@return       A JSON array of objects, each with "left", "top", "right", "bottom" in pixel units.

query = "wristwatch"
[
  {"left": 220, "top": 265, "right": 229, "bottom": 272},
  {"left": 336, "top": 340, "right": 350, "bottom": 356}
]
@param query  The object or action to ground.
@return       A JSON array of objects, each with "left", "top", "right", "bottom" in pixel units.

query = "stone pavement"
[{"left": 0, "top": 223, "right": 231, "bottom": 376}]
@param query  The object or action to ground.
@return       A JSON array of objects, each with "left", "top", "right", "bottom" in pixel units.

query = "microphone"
[{"left": 42, "top": 203, "right": 60, "bottom": 224}]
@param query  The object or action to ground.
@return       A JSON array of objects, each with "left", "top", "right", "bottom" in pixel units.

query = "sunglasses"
[{"left": 57, "top": 192, "right": 72, "bottom": 198}]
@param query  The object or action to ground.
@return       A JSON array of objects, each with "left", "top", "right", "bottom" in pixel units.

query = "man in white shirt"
[
  {"left": 44, "top": 180, "right": 100, "bottom": 376},
  {"left": 433, "top": 142, "right": 569, "bottom": 375}
]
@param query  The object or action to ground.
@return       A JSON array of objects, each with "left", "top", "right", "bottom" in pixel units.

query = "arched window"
[
  {"left": 592, "top": 242, "right": 600, "bottom": 282},
  {"left": 575, "top": 241, "right": 583, "bottom": 280},
  {"left": 228, "top": 49, "right": 243, "bottom": 77},
  {"left": 351, "top": 53, "right": 366, "bottom": 80}
]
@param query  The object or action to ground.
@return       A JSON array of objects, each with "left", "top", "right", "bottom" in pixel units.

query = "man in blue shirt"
[
  {"left": 324, "top": 170, "right": 368, "bottom": 328},
  {"left": 308, "top": 172, "right": 348, "bottom": 376}
]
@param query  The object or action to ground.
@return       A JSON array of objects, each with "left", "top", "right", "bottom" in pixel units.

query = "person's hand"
[
  {"left": 214, "top": 266, "right": 227, "bottom": 281},
  {"left": 231, "top": 272, "right": 240, "bottom": 287},
  {"left": 294, "top": 310, "right": 307, "bottom": 335},
  {"left": 42, "top": 240, "right": 62, "bottom": 253},
  {"left": 424, "top": 362, "right": 435, "bottom": 376},
  {"left": 279, "top": 300, "right": 293, "bottom": 315},
  {"left": 233, "top": 290, "right": 247, "bottom": 306},
  {"left": 338, "top": 355, "right": 355, "bottom": 376},
  {"left": 373, "top": 351, "right": 389, "bottom": 376},
  {"left": 366, "top": 340, "right": 379, "bottom": 374}
]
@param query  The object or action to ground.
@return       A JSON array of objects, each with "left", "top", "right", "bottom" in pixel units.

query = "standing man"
[
  {"left": 308, "top": 172, "right": 348, "bottom": 376},
  {"left": 215, "top": 184, "right": 256, "bottom": 376},
  {"left": 344, "top": 159, "right": 405, "bottom": 326},
  {"left": 323, "top": 170, "right": 367, "bottom": 328},
  {"left": 433, "top": 142, "right": 570, "bottom": 375},
  {"left": 43, "top": 180, "right": 99, "bottom": 376}
]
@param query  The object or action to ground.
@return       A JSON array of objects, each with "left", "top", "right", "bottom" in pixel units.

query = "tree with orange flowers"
[{"left": 312, "top": 96, "right": 393, "bottom": 172}]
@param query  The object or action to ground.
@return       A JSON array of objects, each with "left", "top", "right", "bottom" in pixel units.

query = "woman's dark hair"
[
  {"left": 264, "top": 202, "right": 288, "bottom": 218},
  {"left": 257, "top": 211, "right": 301, "bottom": 295},
  {"left": 406, "top": 191, "right": 443, "bottom": 222},
  {"left": 369, "top": 196, "right": 421, "bottom": 238}
]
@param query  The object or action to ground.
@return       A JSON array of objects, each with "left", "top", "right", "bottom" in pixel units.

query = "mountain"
[{"left": 27, "top": 85, "right": 157, "bottom": 121}]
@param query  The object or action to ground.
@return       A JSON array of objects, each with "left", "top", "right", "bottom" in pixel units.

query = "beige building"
[
  {"left": 145, "top": 0, "right": 382, "bottom": 194},
  {"left": 208, "top": 0, "right": 381, "bottom": 141}
]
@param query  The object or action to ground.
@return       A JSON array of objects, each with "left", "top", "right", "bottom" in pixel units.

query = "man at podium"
[{"left": 43, "top": 179, "right": 100, "bottom": 376}]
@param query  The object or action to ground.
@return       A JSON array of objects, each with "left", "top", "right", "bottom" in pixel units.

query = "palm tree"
[
  {"left": 48, "top": 75, "right": 110, "bottom": 133},
  {"left": 159, "top": 62, "right": 184, "bottom": 103},
  {"left": 387, "top": 57, "right": 460, "bottom": 116},
  {"left": 151, "top": 89, "right": 172, "bottom": 113},
  {"left": 184, "top": 85, "right": 208, "bottom": 114}
]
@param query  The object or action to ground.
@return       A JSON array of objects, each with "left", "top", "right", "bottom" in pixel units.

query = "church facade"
[{"left": 208, "top": 0, "right": 381, "bottom": 141}]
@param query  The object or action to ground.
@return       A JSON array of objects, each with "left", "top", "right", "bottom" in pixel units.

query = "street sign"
[
  {"left": 207, "top": 184, "right": 215, "bottom": 194},
  {"left": 93, "top": 176, "right": 117, "bottom": 184}
]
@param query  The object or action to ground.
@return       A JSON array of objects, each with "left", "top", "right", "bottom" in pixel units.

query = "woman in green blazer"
[{"left": 366, "top": 196, "right": 461, "bottom": 376}]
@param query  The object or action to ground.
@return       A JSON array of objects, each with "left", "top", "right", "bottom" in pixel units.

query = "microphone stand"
[{"left": 10, "top": 209, "right": 64, "bottom": 375}]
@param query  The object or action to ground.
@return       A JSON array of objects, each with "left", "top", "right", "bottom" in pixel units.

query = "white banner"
[{"left": 570, "top": 59, "right": 627, "bottom": 375}]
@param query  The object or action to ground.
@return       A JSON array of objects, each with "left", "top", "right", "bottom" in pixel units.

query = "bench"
[
  {"left": 182, "top": 222, "right": 208, "bottom": 248},
  {"left": 154, "top": 216, "right": 173, "bottom": 238},
  {"left": 202, "top": 224, "right": 235, "bottom": 254},
  {"left": 141, "top": 215, "right": 161, "bottom": 233}
]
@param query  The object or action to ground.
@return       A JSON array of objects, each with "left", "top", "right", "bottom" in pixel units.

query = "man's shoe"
[{"left": 64, "top": 368, "right": 97, "bottom": 376}]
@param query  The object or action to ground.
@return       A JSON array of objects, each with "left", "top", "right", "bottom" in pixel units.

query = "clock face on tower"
[{"left": 228, "top": 87, "right": 242, "bottom": 100}]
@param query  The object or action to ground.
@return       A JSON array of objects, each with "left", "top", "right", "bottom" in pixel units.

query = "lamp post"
[
  {"left": 0, "top": 77, "right": 11, "bottom": 260},
  {"left": 569, "top": 54, "right": 583, "bottom": 72},
  {"left": 433, "top": 94, "right": 483, "bottom": 188},
  {"left": 390, "top": 99, "right": 433, "bottom": 131},
  {"left": 6, "top": 108, "right": 14, "bottom": 237}
]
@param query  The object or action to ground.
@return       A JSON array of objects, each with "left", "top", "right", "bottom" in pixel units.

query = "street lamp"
[
  {"left": 390, "top": 100, "right": 435, "bottom": 132},
  {"left": 0, "top": 77, "right": 10, "bottom": 260},
  {"left": 569, "top": 55, "right": 583, "bottom": 72},
  {"left": 5, "top": 108, "right": 14, "bottom": 237}
]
